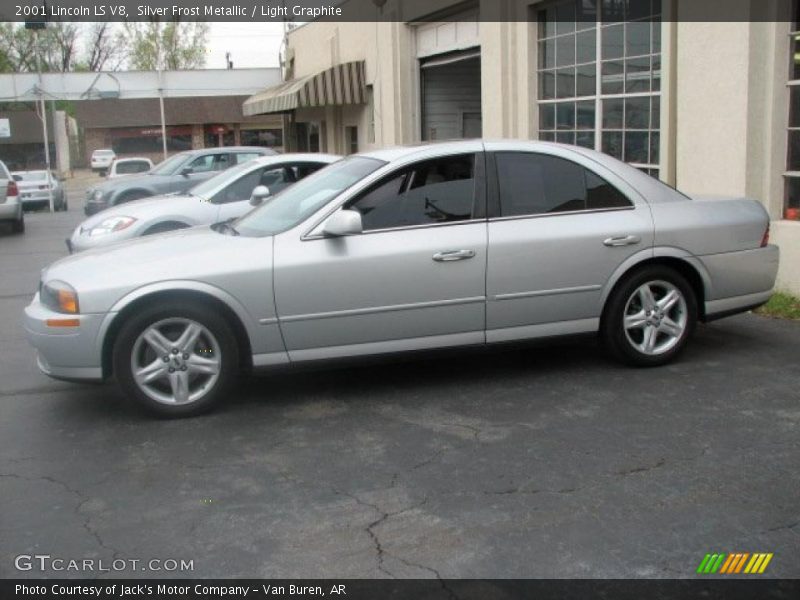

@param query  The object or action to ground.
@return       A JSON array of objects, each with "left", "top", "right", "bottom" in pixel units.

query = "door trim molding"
[
  {"left": 280, "top": 295, "right": 487, "bottom": 323},
  {"left": 492, "top": 284, "right": 602, "bottom": 302}
]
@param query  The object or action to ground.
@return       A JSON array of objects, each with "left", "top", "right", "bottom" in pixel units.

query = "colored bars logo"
[{"left": 696, "top": 553, "right": 773, "bottom": 574}]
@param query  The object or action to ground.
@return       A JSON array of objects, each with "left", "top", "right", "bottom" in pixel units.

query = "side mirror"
[
  {"left": 249, "top": 185, "right": 271, "bottom": 206},
  {"left": 180, "top": 166, "right": 193, "bottom": 177},
  {"left": 322, "top": 209, "right": 363, "bottom": 237}
]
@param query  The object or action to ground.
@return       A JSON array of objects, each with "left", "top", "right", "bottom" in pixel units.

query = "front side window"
[
  {"left": 495, "top": 152, "right": 631, "bottom": 217},
  {"left": 537, "top": 0, "right": 662, "bottom": 178},
  {"left": 235, "top": 157, "right": 385, "bottom": 237},
  {"left": 348, "top": 155, "right": 476, "bottom": 231}
]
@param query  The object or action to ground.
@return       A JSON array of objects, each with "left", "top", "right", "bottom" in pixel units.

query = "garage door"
[{"left": 421, "top": 51, "right": 482, "bottom": 141}]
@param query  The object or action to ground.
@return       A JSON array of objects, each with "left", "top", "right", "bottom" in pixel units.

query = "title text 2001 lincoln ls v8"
[{"left": 24, "top": 141, "right": 779, "bottom": 417}]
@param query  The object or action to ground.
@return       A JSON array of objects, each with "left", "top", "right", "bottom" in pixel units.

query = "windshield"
[
  {"left": 235, "top": 156, "right": 385, "bottom": 237},
  {"left": 189, "top": 159, "right": 259, "bottom": 199},
  {"left": 149, "top": 153, "right": 191, "bottom": 176}
]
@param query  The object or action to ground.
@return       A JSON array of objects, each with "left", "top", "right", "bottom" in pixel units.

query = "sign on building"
[{"left": 0, "top": 118, "right": 10, "bottom": 138}]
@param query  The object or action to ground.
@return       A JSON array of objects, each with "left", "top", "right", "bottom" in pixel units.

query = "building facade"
[{"left": 243, "top": 0, "right": 800, "bottom": 294}]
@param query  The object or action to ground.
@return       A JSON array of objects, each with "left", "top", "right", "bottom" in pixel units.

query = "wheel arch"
[
  {"left": 111, "top": 188, "right": 153, "bottom": 205},
  {"left": 142, "top": 220, "right": 191, "bottom": 235},
  {"left": 99, "top": 284, "right": 255, "bottom": 378},
  {"left": 600, "top": 248, "right": 711, "bottom": 323}
]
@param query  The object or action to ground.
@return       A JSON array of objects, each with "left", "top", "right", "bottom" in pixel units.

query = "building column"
[{"left": 191, "top": 124, "right": 204, "bottom": 150}]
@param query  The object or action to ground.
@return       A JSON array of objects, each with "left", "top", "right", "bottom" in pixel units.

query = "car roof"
[
  {"left": 114, "top": 157, "right": 151, "bottom": 163},
  {"left": 248, "top": 153, "right": 341, "bottom": 166},
  {"left": 187, "top": 146, "right": 276, "bottom": 156}
]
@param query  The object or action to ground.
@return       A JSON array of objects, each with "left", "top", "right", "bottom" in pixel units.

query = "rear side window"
[
  {"left": 495, "top": 152, "right": 631, "bottom": 217},
  {"left": 349, "top": 154, "right": 475, "bottom": 231}
]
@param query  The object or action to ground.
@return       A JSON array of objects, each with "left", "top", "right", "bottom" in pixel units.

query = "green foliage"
[
  {"left": 755, "top": 292, "right": 800, "bottom": 321},
  {"left": 123, "top": 22, "right": 209, "bottom": 71}
]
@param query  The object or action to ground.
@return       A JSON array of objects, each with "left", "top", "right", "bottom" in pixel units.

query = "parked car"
[
  {"left": 90, "top": 149, "right": 116, "bottom": 174},
  {"left": 0, "top": 159, "right": 24, "bottom": 233},
  {"left": 12, "top": 170, "right": 67, "bottom": 211},
  {"left": 24, "top": 140, "right": 779, "bottom": 417},
  {"left": 106, "top": 157, "right": 154, "bottom": 179},
  {"left": 67, "top": 153, "right": 339, "bottom": 253},
  {"left": 84, "top": 147, "right": 274, "bottom": 216}
]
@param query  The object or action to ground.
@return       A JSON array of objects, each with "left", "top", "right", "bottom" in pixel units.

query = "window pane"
[
  {"left": 628, "top": 0, "right": 651, "bottom": 21},
  {"left": 650, "top": 131, "right": 660, "bottom": 164},
  {"left": 652, "top": 19, "right": 661, "bottom": 53},
  {"left": 625, "top": 56, "right": 651, "bottom": 93},
  {"left": 788, "top": 130, "right": 800, "bottom": 171},
  {"left": 626, "top": 20, "right": 651, "bottom": 57},
  {"left": 212, "top": 169, "right": 262, "bottom": 204},
  {"left": 540, "top": 131, "right": 556, "bottom": 142},
  {"left": 540, "top": 103, "right": 556, "bottom": 130},
  {"left": 651, "top": 95, "right": 661, "bottom": 128},
  {"left": 602, "top": 60, "right": 624, "bottom": 93},
  {"left": 556, "top": 68, "right": 576, "bottom": 98},
  {"left": 576, "top": 131, "right": 595, "bottom": 148},
  {"left": 577, "top": 1, "right": 599, "bottom": 29},
  {"left": 540, "top": 38, "right": 556, "bottom": 69},
  {"left": 602, "top": 131, "right": 623, "bottom": 159},
  {"left": 351, "top": 155, "right": 475, "bottom": 230},
  {"left": 557, "top": 34, "right": 576, "bottom": 67},
  {"left": 576, "top": 100, "right": 595, "bottom": 129},
  {"left": 576, "top": 29, "right": 596, "bottom": 64},
  {"left": 793, "top": 34, "right": 800, "bottom": 80},
  {"left": 625, "top": 96, "right": 650, "bottom": 129},
  {"left": 556, "top": 131, "right": 576, "bottom": 144},
  {"left": 585, "top": 170, "right": 632, "bottom": 209},
  {"left": 556, "top": 102, "right": 576, "bottom": 130},
  {"left": 556, "top": 2, "right": 576, "bottom": 34},
  {"left": 624, "top": 131, "right": 649, "bottom": 163},
  {"left": 496, "top": 152, "right": 586, "bottom": 216},
  {"left": 601, "top": 0, "right": 625, "bottom": 23},
  {"left": 652, "top": 55, "right": 661, "bottom": 91},
  {"left": 540, "top": 71, "right": 556, "bottom": 100},
  {"left": 787, "top": 177, "right": 800, "bottom": 209},
  {"left": 576, "top": 63, "right": 597, "bottom": 96},
  {"left": 602, "top": 23, "right": 624, "bottom": 59},
  {"left": 603, "top": 98, "right": 624, "bottom": 129}
]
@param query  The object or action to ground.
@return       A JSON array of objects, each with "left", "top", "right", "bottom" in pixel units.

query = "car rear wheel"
[
  {"left": 113, "top": 302, "right": 239, "bottom": 417},
  {"left": 11, "top": 213, "right": 24, "bottom": 233},
  {"left": 601, "top": 266, "right": 697, "bottom": 367}
]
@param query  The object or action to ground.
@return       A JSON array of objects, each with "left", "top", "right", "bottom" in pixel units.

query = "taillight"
[
  {"left": 6, "top": 180, "right": 18, "bottom": 197},
  {"left": 761, "top": 223, "right": 770, "bottom": 248}
]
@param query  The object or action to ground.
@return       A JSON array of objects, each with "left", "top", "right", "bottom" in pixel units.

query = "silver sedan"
[
  {"left": 67, "top": 153, "right": 339, "bottom": 253},
  {"left": 24, "top": 140, "right": 779, "bottom": 417}
]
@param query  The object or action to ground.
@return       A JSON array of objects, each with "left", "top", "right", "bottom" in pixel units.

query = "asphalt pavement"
[{"left": 0, "top": 175, "right": 798, "bottom": 579}]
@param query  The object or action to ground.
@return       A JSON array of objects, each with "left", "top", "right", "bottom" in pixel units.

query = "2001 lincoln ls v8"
[{"left": 24, "top": 141, "right": 780, "bottom": 417}]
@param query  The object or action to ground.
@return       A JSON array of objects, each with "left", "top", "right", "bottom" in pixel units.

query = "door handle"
[
  {"left": 603, "top": 235, "right": 641, "bottom": 247},
  {"left": 432, "top": 249, "right": 476, "bottom": 262}
]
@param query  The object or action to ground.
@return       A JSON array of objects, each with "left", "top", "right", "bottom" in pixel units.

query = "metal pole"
[
  {"left": 157, "top": 27, "right": 168, "bottom": 160},
  {"left": 34, "top": 29, "right": 55, "bottom": 212}
]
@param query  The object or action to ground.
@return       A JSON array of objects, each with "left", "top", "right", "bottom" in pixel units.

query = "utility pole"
[
  {"left": 33, "top": 28, "right": 55, "bottom": 213},
  {"left": 156, "top": 25, "right": 168, "bottom": 161}
]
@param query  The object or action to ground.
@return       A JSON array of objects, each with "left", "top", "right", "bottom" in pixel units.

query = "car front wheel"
[
  {"left": 113, "top": 302, "right": 239, "bottom": 417},
  {"left": 601, "top": 266, "right": 697, "bottom": 367}
]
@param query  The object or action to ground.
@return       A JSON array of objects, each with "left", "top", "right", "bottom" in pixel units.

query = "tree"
[
  {"left": 123, "top": 21, "right": 209, "bottom": 71},
  {"left": 0, "top": 22, "right": 122, "bottom": 73}
]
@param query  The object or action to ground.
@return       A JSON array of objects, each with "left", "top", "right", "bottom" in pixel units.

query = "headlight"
[
  {"left": 92, "top": 189, "right": 104, "bottom": 201},
  {"left": 40, "top": 280, "right": 80, "bottom": 314},
  {"left": 88, "top": 216, "right": 137, "bottom": 237}
]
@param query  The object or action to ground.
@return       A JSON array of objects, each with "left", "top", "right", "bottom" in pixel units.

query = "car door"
[
  {"left": 214, "top": 162, "right": 327, "bottom": 222},
  {"left": 272, "top": 151, "right": 488, "bottom": 360},
  {"left": 485, "top": 147, "right": 654, "bottom": 342}
]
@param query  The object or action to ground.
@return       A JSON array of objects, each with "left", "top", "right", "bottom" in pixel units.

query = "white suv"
[
  {"left": 0, "top": 160, "right": 24, "bottom": 233},
  {"left": 90, "top": 149, "right": 116, "bottom": 174}
]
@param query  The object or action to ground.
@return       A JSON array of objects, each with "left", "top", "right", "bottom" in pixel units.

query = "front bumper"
[{"left": 23, "top": 292, "right": 109, "bottom": 381}]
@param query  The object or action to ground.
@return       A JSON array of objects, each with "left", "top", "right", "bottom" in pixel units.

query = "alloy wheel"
[{"left": 623, "top": 280, "right": 688, "bottom": 356}]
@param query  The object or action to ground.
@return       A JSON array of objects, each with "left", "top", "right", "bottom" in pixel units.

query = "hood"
[
  {"left": 44, "top": 226, "right": 271, "bottom": 313},
  {"left": 78, "top": 193, "right": 200, "bottom": 229},
  {"left": 90, "top": 172, "right": 160, "bottom": 192}
]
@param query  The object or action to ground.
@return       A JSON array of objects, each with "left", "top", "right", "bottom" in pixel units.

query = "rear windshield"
[{"left": 15, "top": 171, "right": 48, "bottom": 181}]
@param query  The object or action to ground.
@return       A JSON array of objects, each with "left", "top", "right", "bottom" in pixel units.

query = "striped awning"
[{"left": 243, "top": 61, "right": 367, "bottom": 116}]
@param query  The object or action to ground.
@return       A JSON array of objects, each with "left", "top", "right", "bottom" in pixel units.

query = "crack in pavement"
[{"left": 0, "top": 472, "right": 122, "bottom": 568}]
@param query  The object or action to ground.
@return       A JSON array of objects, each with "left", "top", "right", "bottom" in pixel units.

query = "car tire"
[
  {"left": 601, "top": 265, "right": 697, "bottom": 367},
  {"left": 113, "top": 301, "right": 239, "bottom": 418},
  {"left": 11, "top": 213, "right": 24, "bottom": 234}
]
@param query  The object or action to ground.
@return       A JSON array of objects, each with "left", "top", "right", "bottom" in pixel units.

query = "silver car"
[
  {"left": 13, "top": 170, "right": 67, "bottom": 211},
  {"left": 24, "top": 140, "right": 779, "bottom": 417},
  {"left": 0, "top": 159, "right": 24, "bottom": 233},
  {"left": 84, "top": 147, "right": 274, "bottom": 215},
  {"left": 67, "top": 154, "right": 339, "bottom": 253}
]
